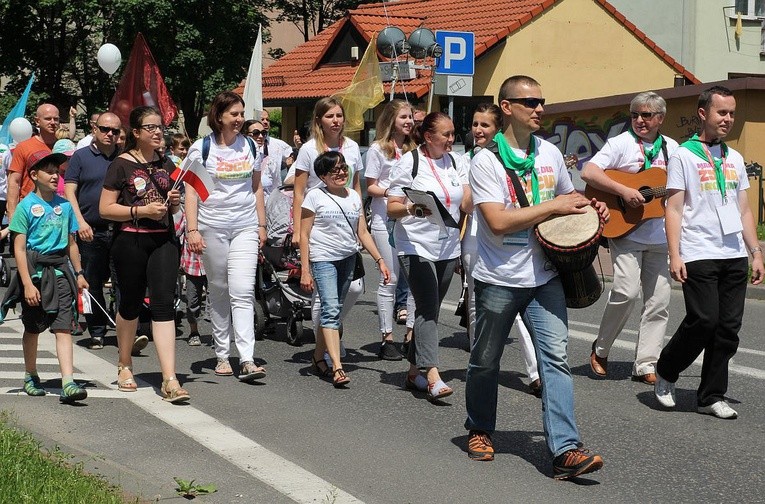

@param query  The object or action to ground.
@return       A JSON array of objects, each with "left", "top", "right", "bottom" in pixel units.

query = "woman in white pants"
[
  {"left": 286, "top": 97, "right": 365, "bottom": 355},
  {"left": 365, "top": 100, "right": 417, "bottom": 361},
  {"left": 462, "top": 103, "right": 541, "bottom": 396},
  {"left": 185, "top": 91, "right": 267, "bottom": 382}
]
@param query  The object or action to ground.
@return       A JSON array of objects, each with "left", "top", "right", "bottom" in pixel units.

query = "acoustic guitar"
[{"left": 584, "top": 169, "right": 667, "bottom": 239}]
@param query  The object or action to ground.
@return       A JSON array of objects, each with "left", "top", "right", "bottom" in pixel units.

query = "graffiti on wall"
[
  {"left": 674, "top": 115, "right": 701, "bottom": 141},
  {"left": 538, "top": 113, "right": 630, "bottom": 170}
]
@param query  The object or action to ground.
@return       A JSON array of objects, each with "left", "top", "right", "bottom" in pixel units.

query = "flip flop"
[{"left": 427, "top": 379, "right": 453, "bottom": 402}]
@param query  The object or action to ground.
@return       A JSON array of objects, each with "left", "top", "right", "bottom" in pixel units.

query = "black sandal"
[
  {"left": 332, "top": 368, "right": 351, "bottom": 388},
  {"left": 312, "top": 354, "right": 331, "bottom": 377}
]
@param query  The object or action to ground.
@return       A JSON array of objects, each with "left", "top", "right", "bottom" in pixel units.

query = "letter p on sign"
[
  {"left": 435, "top": 31, "right": 474, "bottom": 76},
  {"left": 443, "top": 37, "right": 466, "bottom": 70}
]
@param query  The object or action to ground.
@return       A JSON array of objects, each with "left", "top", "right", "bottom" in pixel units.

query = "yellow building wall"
[{"left": 474, "top": 0, "right": 683, "bottom": 103}]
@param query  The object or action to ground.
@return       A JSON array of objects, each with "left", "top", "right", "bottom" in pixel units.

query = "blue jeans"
[
  {"left": 311, "top": 255, "right": 355, "bottom": 329},
  {"left": 79, "top": 229, "right": 113, "bottom": 339},
  {"left": 464, "top": 277, "right": 581, "bottom": 458}
]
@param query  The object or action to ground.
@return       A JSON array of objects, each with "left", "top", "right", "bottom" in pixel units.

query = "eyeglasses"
[
  {"left": 97, "top": 125, "right": 121, "bottom": 135},
  {"left": 630, "top": 111, "right": 659, "bottom": 120},
  {"left": 503, "top": 97, "right": 546, "bottom": 108},
  {"left": 139, "top": 124, "right": 165, "bottom": 133},
  {"left": 328, "top": 164, "right": 349, "bottom": 175},
  {"left": 248, "top": 129, "right": 265, "bottom": 137}
]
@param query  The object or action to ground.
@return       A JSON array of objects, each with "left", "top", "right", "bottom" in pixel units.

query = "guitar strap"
[{"left": 481, "top": 140, "right": 530, "bottom": 208}]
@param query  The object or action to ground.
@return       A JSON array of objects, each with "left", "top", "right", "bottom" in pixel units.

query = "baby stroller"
[{"left": 255, "top": 185, "right": 312, "bottom": 345}]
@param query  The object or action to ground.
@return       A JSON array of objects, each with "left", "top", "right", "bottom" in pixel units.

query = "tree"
[
  {"left": 268, "top": 0, "right": 372, "bottom": 42},
  {"left": 0, "top": 0, "right": 270, "bottom": 137}
]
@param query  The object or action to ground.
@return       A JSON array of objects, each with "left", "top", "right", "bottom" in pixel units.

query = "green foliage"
[
  {"left": 0, "top": 412, "right": 136, "bottom": 504},
  {"left": 757, "top": 223, "right": 765, "bottom": 241},
  {"left": 267, "top": 108, "right": 282, "bottom": 136},
  {"left": 174, "top": 477, "right": 217, "bottom": 498},
  {"left": 268, "top": 0, "right": 372, "bottom": 41}
]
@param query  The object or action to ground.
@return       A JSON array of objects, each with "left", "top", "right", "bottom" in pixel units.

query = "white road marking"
[
  {"left": 9, "top": 320, "right": 364, "bottom": 503},
  {"left": 0, "top": 387, "right": 127, "bottom": 398},
  {"left": 0, "top": 357, "right": 60, "bottom": 365}
]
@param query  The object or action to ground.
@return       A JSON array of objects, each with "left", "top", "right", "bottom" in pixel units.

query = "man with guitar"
[
  {"left": 654, "top": 86, "right": 763, "bottom": 419},
  {"left": 581, "top": 92, "right": 678, "bottom": 385}
]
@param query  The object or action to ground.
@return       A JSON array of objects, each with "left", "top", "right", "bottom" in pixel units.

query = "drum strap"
[{"left": 480, "top": 140, "right": 530, "bottom": 208}]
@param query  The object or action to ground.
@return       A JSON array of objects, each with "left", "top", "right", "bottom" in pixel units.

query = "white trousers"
[
  {"left": 200, "top": 226, "right": 259, "bottom": 362},
  {"left": 371, "top": 228, "right": 416, "bottom": 334},
  {"left": 594, "top": 237, "right": 670, "bottom": 376},
  {"left": 462, "top": 230, "right": 538, "bottom": 381}
]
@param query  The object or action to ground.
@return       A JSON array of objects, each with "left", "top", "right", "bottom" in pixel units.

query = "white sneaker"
[
  {"left": 698, "top": 401, "right": 738, "bottom": 419},
  {"left": 654, "top": 373, "right": 676, "bottom": 408}
]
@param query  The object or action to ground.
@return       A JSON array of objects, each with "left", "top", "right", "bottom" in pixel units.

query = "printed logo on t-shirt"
[
  {"left": 523, "top": 165, "right": 557, "bottom": 203},
  {"left": 696, "top": 162, "right": 739, "bottom": 192},
  {"left": 214, "top": 156, "right": 253, "bottom": 180},
  {"left": 30, "top": 204, "right": 45, "bottom": 218}
]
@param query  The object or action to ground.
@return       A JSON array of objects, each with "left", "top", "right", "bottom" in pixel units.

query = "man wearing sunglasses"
[
  {"left": 464, "top": 75, "right": 607, "bottom": 479},
  {"left": 581, "top": 92, "right": 679, "bottom": 386},
  {"left": 63, "top": 112, "right": 122, "bottom": 350}
]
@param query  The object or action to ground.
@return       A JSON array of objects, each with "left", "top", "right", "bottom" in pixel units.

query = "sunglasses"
[
  {"left": 248, "top": 129, "right": 265, "bottom": 137},
  {"left": 97, "top": 125, "right": 121, "bottom": 135},
  {"left": 328, "top": 164, "right": 349, "bottom": 175},
  {"left": 630, "top": 111, "right": 659, "bottom": 120},
  {"left": 139, "top": 124, "right": 165, "bottom": 133},
  {"left": 504, "top": 97, "right": 546, "bottom": 108}
]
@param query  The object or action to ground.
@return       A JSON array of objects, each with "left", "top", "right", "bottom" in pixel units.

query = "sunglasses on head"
[
  {"left": 504, "top": 97, "right": 546, "bottom": 108},
  {"left": 248, "top": 129, "right": 265, "bottom": 137},
  {"left": 630, "top": 111, "right": 658, "bottom": 120},
  {"left": 97, "top": 125, "right": 121, "bottom": 135}
]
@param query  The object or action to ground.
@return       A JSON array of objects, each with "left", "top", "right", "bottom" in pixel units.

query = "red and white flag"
[{"left": 171, "top": 158, "right": 215, "bottom": 201}]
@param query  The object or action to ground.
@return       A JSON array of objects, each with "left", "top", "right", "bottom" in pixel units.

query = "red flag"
[
  {"left": 109, "top": 33, "right": 177, "bottom": 126},
  {"left": 171, "top": 159, "right": 216, "bottom": 201}
]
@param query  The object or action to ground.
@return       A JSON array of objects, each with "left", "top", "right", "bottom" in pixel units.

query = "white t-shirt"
[
  {"left": 365, "top": 142, "right": 403, "bottom": 231},
  {"left": 470, "top": 136, "right": 576, "bottom": 288},
  {"left": 666, "top": 143, "right": 749, "bottom": 262},
  {"left": 258, "top": 145, "right": 282, "bottom": 199},
  {"left": 186, "top": 135, "right": 262, "bottom": 229},
  {"left": 388, "top": 146, "right": 469, "bottom": 261},
  {"left": 0, "top": 145, "right": 10, "bottom": 200},
  {"left": 589, "top": 131, "right": 679, "bottom": 245},
  {"left": 266, "top": 136, "right": 293, "bottom": 163},
  {"left": 302, "top": 187, "right": 362, "bottom": 262},
  {"left": 76, "top": 134, "right": 93, "bottom": 150},
  {"left": 288, "top": 137, "right": 364, "bottom": 190}
]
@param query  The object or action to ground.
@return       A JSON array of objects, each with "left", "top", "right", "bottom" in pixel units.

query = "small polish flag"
[
  {"left": 171, "top": 158, "right": 216, "bottom": 201},
  {"left": 78, "top": 288, "right": 92, "bottom": 314}
]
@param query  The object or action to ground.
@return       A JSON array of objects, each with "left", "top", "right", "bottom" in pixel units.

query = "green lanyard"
[
  {"left": 681, "top": 134, "right": 729, "bottom": 203},
  {"left": 628, "top": 129, "right": 664, "bottom": 171},
  {"left": 494, "top": 132, "right": 539, "bottom": 205}
]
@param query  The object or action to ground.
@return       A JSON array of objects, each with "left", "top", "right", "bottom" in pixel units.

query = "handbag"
[{"left": 321, "top": 189, "right": 365, "bottom": 280}]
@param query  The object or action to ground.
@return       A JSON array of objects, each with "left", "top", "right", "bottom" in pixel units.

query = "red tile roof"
[{"left": 250, "top": 0, "right": 699, "bottom": 103}]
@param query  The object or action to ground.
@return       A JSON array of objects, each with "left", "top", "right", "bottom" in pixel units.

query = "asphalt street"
[{"left": 1, "top": 253, "right": 764, "bottom": 503}]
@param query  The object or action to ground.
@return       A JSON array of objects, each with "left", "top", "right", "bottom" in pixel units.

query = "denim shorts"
[{"left": 310, "top": 254, "right": 356, "bottom": 329}]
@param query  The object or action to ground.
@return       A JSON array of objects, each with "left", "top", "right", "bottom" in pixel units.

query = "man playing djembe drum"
[
  {"left": 581, "top": 92, "right": 679, "bottom": 384},
  {"left": 463, "top": 75, "right": 608, "bottom": 480}
]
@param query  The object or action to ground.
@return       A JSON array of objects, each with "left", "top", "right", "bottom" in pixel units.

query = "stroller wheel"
[
  {"left": 286, "top": 314, "right": 303, "bottom": 346},
  {"left": 254, "top": 300, "right": 268, "bottom": 340}
]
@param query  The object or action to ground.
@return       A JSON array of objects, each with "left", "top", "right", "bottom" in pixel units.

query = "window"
[{"left": 734, "top": 0, "right": 765, "bottom": 18}]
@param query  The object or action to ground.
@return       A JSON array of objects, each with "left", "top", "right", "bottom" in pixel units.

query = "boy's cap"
[
  {"left": 52, "top": 139, "right": 76, "bottom": 156},
  {"left": 28, "top": 139, "right": 76, "bottom": 172}
]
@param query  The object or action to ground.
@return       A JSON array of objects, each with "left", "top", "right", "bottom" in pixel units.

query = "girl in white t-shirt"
[
  {"left": 185, "top": 92, "right": 267, "bottom": 383},
  {"left": 289, "top": 97, "right": 366, "bottom": 360},
  {"left": 300, "top": 152, "right": 390, "bottom": 387},
  {"left": 387, "top": 112, "right": 472, "bottom": 402},
  {"left": 365, "top": 99, "right": 417, "bottom": 362}
]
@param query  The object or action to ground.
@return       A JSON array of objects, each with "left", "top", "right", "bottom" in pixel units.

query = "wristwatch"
[{"left": 77, "top": 270, "right": 85, "bottom": 276}]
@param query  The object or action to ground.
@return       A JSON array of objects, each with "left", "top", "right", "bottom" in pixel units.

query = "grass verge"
[{"left": 0, "top": 412, "right": 136, "bottom": 504}]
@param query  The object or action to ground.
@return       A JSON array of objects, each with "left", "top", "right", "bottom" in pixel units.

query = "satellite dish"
[
  {"left": 377, "top": 26, "right": 409, "bottom": 58},
  {"left": 408, "top": 27, "right": 442, "bottom": 59}
]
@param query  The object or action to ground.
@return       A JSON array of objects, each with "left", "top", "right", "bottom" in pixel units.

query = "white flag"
[{"left": 243, "top": 25, "right": 263, "bottom": 120}]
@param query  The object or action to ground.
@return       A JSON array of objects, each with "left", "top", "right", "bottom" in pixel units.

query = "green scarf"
[
  {"left": 628, "top": 129, "right": 664, "bottom": 171},
  {"left": 494, "top": 132, "right": 539, "bottom": 205},
  {"left": 681, "top": 133, "right": 729, "bottom": 201}
]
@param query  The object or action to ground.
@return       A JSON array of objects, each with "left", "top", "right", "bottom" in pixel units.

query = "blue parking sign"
[{"left": 435, "top": 31, "right": 474, "bottom": 76}]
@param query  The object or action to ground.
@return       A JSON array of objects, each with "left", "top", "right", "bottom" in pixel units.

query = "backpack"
[{"left": 201, "top": 134, "right": 257, "bottom": 168}]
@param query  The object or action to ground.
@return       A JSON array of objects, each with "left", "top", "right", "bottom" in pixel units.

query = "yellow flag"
[
  {"left": 335, "top": 34, "right": 385, "bottom": 132},
  {"left": 735, "top": 12, "right": 743, "bottom": 39}
]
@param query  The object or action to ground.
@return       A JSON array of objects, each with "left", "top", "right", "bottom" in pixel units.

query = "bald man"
[
  {"left": 7, "top": 104, "right": 60, "bottom": 219},
  {"left": 63, "top": 112, "right": 122, "bottom": 349}
]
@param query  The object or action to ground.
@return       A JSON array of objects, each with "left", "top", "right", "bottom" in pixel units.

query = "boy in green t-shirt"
[{"left": 5, "top": 148, "right": 89, "bottom": 403}]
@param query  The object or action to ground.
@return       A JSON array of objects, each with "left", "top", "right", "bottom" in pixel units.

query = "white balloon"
[
  {"left": 97, "top": 43, "right": 122, "bottom": 75},
  {"left": 9, "top": 117, "right": 33, "bottom": 143}
]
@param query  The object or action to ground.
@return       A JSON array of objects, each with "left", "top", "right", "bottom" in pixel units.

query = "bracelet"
[
  {"left": 186, "top": 229, "right": 198, "bottom": 234},
  {"left": 383, "top": 189, "right": 389, "bottom": 198},
  {"left": 375, "top": 257, "right": 383, "bottom": 263},
  {"left": 258, "top": 224, "right": 267, "bottom": 229},
  {"left": 750, "top": 246, "right": 762, "bottom": 255},
  {"left": 129, "top": 206, "right": 136, "bottom": 221}
]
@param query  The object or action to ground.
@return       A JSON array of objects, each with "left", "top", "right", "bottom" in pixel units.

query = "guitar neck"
[{"left": 639, "top": 186, "right": 667, "bottom": 198}]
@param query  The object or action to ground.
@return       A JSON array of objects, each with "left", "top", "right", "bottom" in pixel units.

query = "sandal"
[
  {"left": 161, "top": 377, "right": 190, "bottom": 403},
  {"left": 396, "top": 307, "right": 408, "bottom": 325},
  {"left": 332, "top": 368, "right": 351, "bottom": 388},
  {"left": 239, "top": 361, "right": 267, "bottom": 383},
  {"left": 117, "top": 365, "right": 137, "bottom": 392},
  {"left": 311, "top": 354, "right": 331, "bottom": 377},
  {"left": 214, "top": 358, "right": 234, "bottom": 376},
  {"left": 405, "top": 373, "right": 428, "bottom": 392},
  {"left": 427, "top": 379, "right": 453, "bottom": 402}
]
